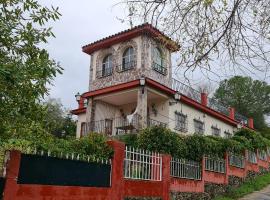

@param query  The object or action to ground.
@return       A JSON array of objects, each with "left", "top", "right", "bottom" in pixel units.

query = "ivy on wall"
[{"left": 117, "top": 126, "right": 270, "bottom": 161}]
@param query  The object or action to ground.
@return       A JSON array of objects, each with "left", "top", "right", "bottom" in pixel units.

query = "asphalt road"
[{"left": 239, "top": 185, "right": 270, "bottom": 200}]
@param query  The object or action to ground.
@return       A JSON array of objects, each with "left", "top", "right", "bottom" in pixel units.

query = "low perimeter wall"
[{"left": 2, "top": 140, "right": 270, "bottom": 200}]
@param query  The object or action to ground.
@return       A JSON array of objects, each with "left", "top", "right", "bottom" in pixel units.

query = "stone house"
[{"left": 71, "top": 23, "right": 254, "bottom": 138}]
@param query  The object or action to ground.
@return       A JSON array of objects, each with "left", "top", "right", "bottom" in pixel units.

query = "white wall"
[
  {"left": 76, "top": 113, "right": 86, "bottom": 138},
  {"left": 168, "top": 100, "right": 236, "bottom": 137}
]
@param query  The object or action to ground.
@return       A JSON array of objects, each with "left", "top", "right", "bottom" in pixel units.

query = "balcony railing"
[
  {"left": 96, "top": 67, "right": 113, "bottom": 78},
  {"left": 171, "top": 78, "right": 249, "bottom": 124},
  {"left": 117, "top": 60, "right": 136, "bottom": 72},
  {"left": 208, "top": 97, "right": 230, "bottom": 117},
  {"left": 152, "top": 62, "right": 167, "bottom": 75},
  {"left": 235, "top": 112, "right": 248, "bottom": 125},
  {"left": 171, "top": 78, "right": 201, "bottom": 103},
  {"left": 81, "top": 114, "right": 141, "bottom": 136}
]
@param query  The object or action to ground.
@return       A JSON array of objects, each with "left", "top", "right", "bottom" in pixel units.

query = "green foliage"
[
  {"left": 42, "top": 98, "right": 76, "bottom": 137},
  {"left": 137, "top": 126, "right": 187, "bottom": 158},
  {"left": 234, "top": 129, "right": 268, "bottom": 150},
  {"left": 214, "top": 76, "right": 270, "bottom": 130},
  {"left": 115, "top": 127, "right": 270, "bottom": 161},
  {"left": 214, "top": 172, "right": 270, "bottom": 200},
  {"left": 114, "top": 134, "right": 139, "bottom": 148},
  {"left": 0, "top": 0, "right": 62, "bottom": 136},
  {"left": 0, "top": 124, "right": 113, "bottom": 160}
]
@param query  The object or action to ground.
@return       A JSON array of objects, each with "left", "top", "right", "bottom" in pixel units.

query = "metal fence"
[
  {"left": 170, "top": 158, "right": 201, "bottom": 180},
  {"left": 229, "top": 154, "right": 245, "bottom": 168},
  {"left": 247, "top": 151, "right": 257, "bottom": 164},
  {"left": 124, "top": 146, "right": 162, "bottom": 181},
  {"left": 205, "top": 156, "right": 226, "bottom": 173},
  {"left": 258, "top": 150, "right": 268, "bottom": 161}
]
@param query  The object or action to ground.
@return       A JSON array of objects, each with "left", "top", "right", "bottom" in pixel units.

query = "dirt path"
[{"left": 238, "top": 184, "right": 270, "bottom": 200}]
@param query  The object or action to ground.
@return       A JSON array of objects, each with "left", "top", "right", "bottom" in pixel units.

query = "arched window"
[
  {"left": 152, "top": 47, "right": 166, "bottom": 75},
  {"left": 122, "top": 47, "right": 135, "bottom": 70},
  {"left": 102, "top": 54, "right": 113, "bottom": 77},
  {"left": 153, "top": 47, "right": 163, "bottom": 66}
]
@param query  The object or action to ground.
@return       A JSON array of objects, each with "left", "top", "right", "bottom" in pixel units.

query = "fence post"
[
  {"left": 201, "top": 156, "right": 206, "bottom": 192},
  {"left": 225, "top": 152, "right": 229, "bottom": 184},
  {"left": 107, "top": 140, "right": 125, "bottom": 200},
  {"left": 3, "top": 151, "right": 21, "bottom": 200},
  {"left": 162, "top": 154, "right": 171, "bottom": 200}
]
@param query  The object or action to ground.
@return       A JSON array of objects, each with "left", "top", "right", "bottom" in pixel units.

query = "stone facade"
[{"left": 88, "top": 35, "right": 172, "bottom": 91}]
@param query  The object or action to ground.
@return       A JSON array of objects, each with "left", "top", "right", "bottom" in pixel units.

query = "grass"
[{"left": 214, "top": 172, "right": 270, "bottom": 200}]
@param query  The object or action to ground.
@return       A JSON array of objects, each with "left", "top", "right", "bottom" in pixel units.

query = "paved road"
[{"left": 239, "top": 185, "right": 270, "bottom": 200}]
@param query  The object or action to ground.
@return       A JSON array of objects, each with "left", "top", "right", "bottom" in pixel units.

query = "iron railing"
[
  {"left": 81, "top": 114, "right": 140, "bottom": 136},
  {"left": 124, "top": 146, "right": 162, "bottom": 181},
  {"left": 117, "top": 60, "right": 136, "bottom": 72},
  {"left": 152, "top": 62, "right": 167, "bottom": 75},
  {"left": 96, "top": 67, "right": 113, "bottom": 78},
  {"left": 235, "top": 112, "right": 248, "bottom": 125},
  {"left": 205, "top": 156, "right": 226, "bottom": 173},
  {"left": 147, "top": 118, "right": 167, "bottom": 127},
  {"left": 208, "top": 98, "right": 230, "bottom": 117},
  {"left": 170, "top": 158, "right": 201, "bottom": 180},
  {"left": 171, "top": 78, "right": 201, "bottom": 103},
  {"left": 258, "top": 150, "right": 268, "bottom": 161},
  {"left": 229, "top": 154, "right": 245, "bottom": 168},
  {"left": 247, "top": 151, "right": 257, "bottom": 164}
]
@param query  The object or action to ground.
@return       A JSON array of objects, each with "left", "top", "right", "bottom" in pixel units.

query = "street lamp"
[
  {"left": 169, "top": 92, "right": 181, "bottom": 106},
  {"left": 75, "top": 92, "right": 81, "bottom": 102},
  {"left": 139, "top": 77, "right": 145, "bottom": 86}
]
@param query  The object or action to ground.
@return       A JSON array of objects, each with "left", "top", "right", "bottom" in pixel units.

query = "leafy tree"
[
  {"left": 0, "top": 0, "right": 62, "bottom": 136},
  {"left": 120, "top": 0, "right": 270, "bottom": 76},
  {"left": 42, "top": 98, "right": 76, "bottom": 137},
  {"left": 214, "top": 76, "right": 270, "bottom": 130}
]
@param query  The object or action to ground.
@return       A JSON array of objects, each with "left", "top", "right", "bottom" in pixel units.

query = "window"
[
  {"left": 98, "top": 54, "right": 113, "bottom": 78},
  {"left": 211, "top": 126, "right": 221, "bottom": 136},
  {"left": 122, "top": 47, "right": 135, "bottom": 71},
  {"left": 152, "top": 47, "right": 167, "bottom": 75},
  {"left": 175, "top": 111, "right": 188, "bottom": 132},
  {"left": 194, "top": 119, "right": 204, "bottom": 134},
  {"left": 224, "top": 130, "right": 232, "bottom": 138}
]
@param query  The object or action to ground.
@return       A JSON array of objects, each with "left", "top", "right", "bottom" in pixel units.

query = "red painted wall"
[
  {"left": 3, "top": 143, "right": 270, "bottom": 200},
  {"left": 170, "top": 178, "right": 204, "bottom": 193},
  {"left": 228, "top": 166, "right": 246, "bottom": 178}
]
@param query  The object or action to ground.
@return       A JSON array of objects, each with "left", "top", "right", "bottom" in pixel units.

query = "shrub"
[
  {"left": 234, "top": 129, "right": 268, "bottom": 150},
  {"left": 0, "top": 124, "right": 113, "bottom": 160},
  {"left": 114, "top": 134, "right": 139, "bottom": 148},
  {"left": 137, "top": 126, "right": 187, "bottom": 158}
]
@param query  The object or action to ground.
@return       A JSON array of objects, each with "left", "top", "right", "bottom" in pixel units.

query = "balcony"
[
  {"left": 117, "top": 60, "right": 136, "bottom": 73},
  {"left": 152, "top": 62, "right": 167, "bottom": 75},
  {"left": 81, "top": 115, "right": 168, "bottom": 136},
  {"left": 96, "top": 67, "right": 113, "bottom": 78}
]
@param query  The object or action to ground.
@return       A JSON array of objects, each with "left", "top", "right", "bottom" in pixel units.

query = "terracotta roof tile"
[{"left": 82, "top": 23, "right": 180, "bottom": 54}]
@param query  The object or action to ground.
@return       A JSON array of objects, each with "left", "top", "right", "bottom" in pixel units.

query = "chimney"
[
  {"left": 229, "top": 107, "right": 235, "bottom": 120},
  {"left": 201, "top": 93, "right": 208, "bottom": 106},
  {"left": 248, "top": 118, "right": 254, "bottom": 129}
]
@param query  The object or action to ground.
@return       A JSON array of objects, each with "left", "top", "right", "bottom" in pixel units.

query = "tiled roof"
[{"left": 82, "top": 23, "right": 180, "bottom": 55}]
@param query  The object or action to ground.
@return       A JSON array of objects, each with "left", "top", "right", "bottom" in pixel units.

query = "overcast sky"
[
  {"left": 42, "top": 0, "right": 126, "bottom": 110},
  {"left": 42, "top": 1, "right": 270, "bottom": 111}
]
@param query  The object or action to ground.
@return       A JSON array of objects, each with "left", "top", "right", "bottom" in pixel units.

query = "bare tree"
[{"left": 118, "top": 0, "right": 270, "bottom": 80}]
